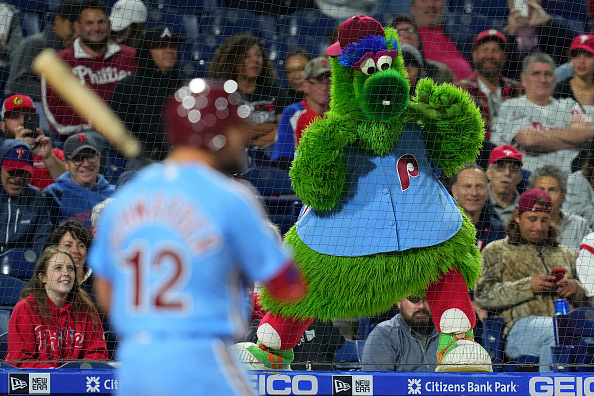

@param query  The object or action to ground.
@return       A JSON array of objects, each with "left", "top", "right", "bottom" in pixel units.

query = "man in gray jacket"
[{"left": 360, "top": 297, "right": 438, "bottom": 371}]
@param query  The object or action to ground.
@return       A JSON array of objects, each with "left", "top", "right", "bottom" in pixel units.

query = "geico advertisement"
[{"left": 249, "top": 374, "right": 320, "bottom": 395}]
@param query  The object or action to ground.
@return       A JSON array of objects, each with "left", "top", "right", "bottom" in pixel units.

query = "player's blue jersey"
[{"left": 89, "top": 162, "right": 290, "bottom": 339}]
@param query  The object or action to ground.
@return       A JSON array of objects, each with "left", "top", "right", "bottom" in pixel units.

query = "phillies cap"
[
  {"left": 1, "top": 94, "right": 35, "bottom": 119},
  {"left": 327, "top": 15, "right": 385, "bottom": 57},
  {"left": 489, "top": 145, "right": 523, "bottom": 165},
  {"left": 1, "top": 140, "right": 34, "bottom": 175},
  {"left": 64, "top": 133, "right": 100, "bottom": 158},
  {"left": 303, "top": 56, "right": 331, "bottom": 80},
  {"left": 109, "top": 0, "right": 148, "bottom": 32},
  {"left": 517, "top": 188, "right": 552, "bottom": 213},
  {"left": 473, "top": 29, "right": 507, "bottom": 48},
  {"left": 570, "top": 34, "right": 594, "bottom": 55}
]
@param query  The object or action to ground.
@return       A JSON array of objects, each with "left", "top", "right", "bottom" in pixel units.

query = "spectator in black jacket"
[
  {"left": 110, "top": 27, "right": 185, "bottom": 166},
  {"left": 0, "top": 140, "right": 52, "bottom": 254}
]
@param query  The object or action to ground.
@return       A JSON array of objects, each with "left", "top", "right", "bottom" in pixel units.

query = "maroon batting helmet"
[{"left": 164, "top": 79, "right": 252, "bottom": 151}]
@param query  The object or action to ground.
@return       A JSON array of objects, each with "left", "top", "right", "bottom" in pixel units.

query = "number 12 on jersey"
[{"left": 121, "top": 243, "right": 193, "bottom": 314}]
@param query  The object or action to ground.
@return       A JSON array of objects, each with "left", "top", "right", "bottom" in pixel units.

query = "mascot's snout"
[{"left": 360, "top": 70, "right": 409, "bottom": 121}]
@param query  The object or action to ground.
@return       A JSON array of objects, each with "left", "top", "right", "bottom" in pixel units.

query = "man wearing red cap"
[
  {"left": 554, "top": 34, "right": 594, "bottom": 108},
  {"left": 1, "top": 94, "right": 66, "bottom": 190},
  {"left": 486, "top": 145, "right": 524, "bottom": 225},
  {"left": 455, "top": 30, "right": 524, "bottom": 139},
  {"left": 0, "top": 140, "right": 53, "bottom": 254},
  {"left": 475, "top": 188, "right": 588, "bottom": 372}
]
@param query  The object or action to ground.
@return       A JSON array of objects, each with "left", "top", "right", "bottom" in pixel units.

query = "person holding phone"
[
  {"left": 475, "top": 188, "right": 589, "bottom": 372},
  {"left": 0, "top": 94, "right": 66, "bottom": 190}
]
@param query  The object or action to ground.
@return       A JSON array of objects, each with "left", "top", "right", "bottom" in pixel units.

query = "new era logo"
[
  {"left": 335, "top": 379, "right": 351, "bottom": 393},
  {"left": 9, "top": 374, "right": 28, "bottom": 394}
]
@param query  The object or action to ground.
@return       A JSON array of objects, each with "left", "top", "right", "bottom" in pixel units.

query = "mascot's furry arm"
[
  {"left": 405, "top": 78, "right": 485, "bottom": 176},
  {"left": 288, "top": 117, "right": 358, "bottom": 210}
]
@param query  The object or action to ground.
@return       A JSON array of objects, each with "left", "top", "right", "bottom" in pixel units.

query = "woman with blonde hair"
[{"left": 6, "top": 246, "right": 108, "bottom": 368}]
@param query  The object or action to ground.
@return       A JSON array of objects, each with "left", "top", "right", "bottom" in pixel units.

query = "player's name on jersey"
[{"left": 110, "top": 194, "right": 221, "bottom": 255}]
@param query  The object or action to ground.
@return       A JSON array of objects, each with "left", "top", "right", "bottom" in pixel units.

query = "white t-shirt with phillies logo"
[{"left": 493, "top": 96, "right": 590, "bottom": 173}]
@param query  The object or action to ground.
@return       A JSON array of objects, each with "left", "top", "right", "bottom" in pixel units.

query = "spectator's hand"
[
  {"left": 556, "top": 278, "right": 579, "bottom": 298},
  {"left": 507, "top": 9, "right": 529, "bottom": 35},
  {"left": 531, "top": 275, "right": 558, "bottom": 293},
  {"left": 526, "top": 0, "right": 551, "bottom": 26},
  {"left": 31, "top": 132, "right": 52, "bottom": 160}
]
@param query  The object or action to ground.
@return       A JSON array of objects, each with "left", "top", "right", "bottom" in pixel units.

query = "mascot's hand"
[
  {"left": 290, "top": 118, "right": 357, "bottom": 210},
  {"left": 405, "top": 78, "right": 485, "bottom": 176},
  {"left": 407, "top": 78, "right": 466, "bottom": 123}
]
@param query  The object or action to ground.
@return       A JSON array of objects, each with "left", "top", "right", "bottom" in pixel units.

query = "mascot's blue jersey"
[{"left": 296, "top": 123, "right": 462, "bottom": 256}]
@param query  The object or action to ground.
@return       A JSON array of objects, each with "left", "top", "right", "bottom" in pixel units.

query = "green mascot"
[{"left": 237, "top": 15, "right": 492, "bottom": 372}]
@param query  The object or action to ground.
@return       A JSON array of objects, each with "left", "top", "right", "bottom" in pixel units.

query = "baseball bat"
[{"left": 32, "top": 48, "right": 141, "bottom": 159}]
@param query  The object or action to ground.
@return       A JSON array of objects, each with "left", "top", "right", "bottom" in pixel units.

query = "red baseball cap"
[
  {"left": 1, "top": 94, "right": 35, "bottom": 119},
  {"left": 570, "top": 34, "right": 594, "bottom": 55},
  {"left": 473, "top": 29, "right": 507, "bottom": 48},
  {"left": 326, "top": 15, "right": 385, "bottom": 57},
  {"left": 517, "top": 188, "right": 552, "bottom": 213},
  {"left": 489, "top": 145, "right": 522, "bottom": 165}
]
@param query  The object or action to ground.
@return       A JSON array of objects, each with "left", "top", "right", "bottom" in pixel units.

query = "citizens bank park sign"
[
  {"left": 247, "top": 372, "right": 594, "bottom": 396},
  {"left": 2, "top": 370, "right": 594, "bottom": 394}
]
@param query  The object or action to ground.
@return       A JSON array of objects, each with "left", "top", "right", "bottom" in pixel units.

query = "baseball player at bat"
[{"left": 89, "top": 79, "right": 307, "bottom": 396}]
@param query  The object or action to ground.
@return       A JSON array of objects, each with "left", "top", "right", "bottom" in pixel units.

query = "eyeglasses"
[
  {"left": 406, "top": 297, "right": 426, "bottom": 304},
  {"left": 491, "top": 162, "right": 521, "bottom": 173},
  {"left": 69, "top": 153, "right": 99, "bottom": 166},
  {"left": 395, "top": 28, "right": 416, "bottom": 35}
]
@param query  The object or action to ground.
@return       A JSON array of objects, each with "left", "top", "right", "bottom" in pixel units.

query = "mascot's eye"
[
  {"left": 360, "top": 58, "right": 377, "bottom": 75},
  {"left": 376, "top": 56, "right": 393, "bottom": 71}
]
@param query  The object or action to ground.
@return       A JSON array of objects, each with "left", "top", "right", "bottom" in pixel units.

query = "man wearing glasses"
[
  {"left": 0, "top": 94, "right": 66, "bottom": 190},
  {"left": 360, "top": 297, "right": 438, "bottom": 372},
  {"left": 486, "top": 145, "right": 524, "bottom": 225},
  {"left": 493, "top": 52, "right": 594, "bottom": 173},
  {"left": 45, "top": 132, "right": 115, "bottom": 229}
]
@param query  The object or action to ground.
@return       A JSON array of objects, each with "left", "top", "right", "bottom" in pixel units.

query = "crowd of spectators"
[{"left": 0, "top": 0, "right": 591, "bottom": 371}]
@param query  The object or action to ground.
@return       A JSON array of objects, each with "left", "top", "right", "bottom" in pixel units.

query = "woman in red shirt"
[{"left": 6, "top": 246, "right": 108, "bottom": 368}]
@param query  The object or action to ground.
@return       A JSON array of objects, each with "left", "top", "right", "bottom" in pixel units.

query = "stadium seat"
[
  {"left": 179, "top": 35, "right": 224, "bottom": 79},
  {"left": 551, "top": 307, "right": 594, "bottom": 372},
  {"left": 0, "top": 248, "right": 40, "bottom": 280},
  {"left": 200, "top": 8, "right": 277, "bottom": 42},
  {"left": 542, "top": 0, "right": 588, "bottom": 24},
  {"left": 369, "top": 0, "right": 411, "bottom": 26},
  {"left": 444, "top": 11, "right": 498, "bottom": 59},
  {"left": 20, "top": 11, "right": 41, "bottom": 37},
  {"left": 146, "top": 6, "right": 185, "bottom": 33},
  {"left": 278, "top": 9, "right": 338, "bottom": 42},
  {"left": 481, "top": 317, "right": 540, "bottom": 372},
  {"left": 238, "top": 166, "right": 294, "bottom": 197},
  {"left": 263, "top": 196, "right": 303, "bottom": 235},
  {"left": 334, "top": 339, "right": 365, "bottom": 370},
  {"left": 281, "top": 34, "right": 328, "bottom": 58},
  {"left": 0, "top": 309, "right": 10, "bottom": 359},
  {"left": 0, "top": 274, "right": 26, "bottom": 307}
]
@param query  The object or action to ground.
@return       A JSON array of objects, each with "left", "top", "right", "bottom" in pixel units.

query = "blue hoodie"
[
  {"left": 0, "top": 184, "right": 53, "bottom": 253},
  {"left": 44, "top": 172, "right": 115, "bottom": 229}
]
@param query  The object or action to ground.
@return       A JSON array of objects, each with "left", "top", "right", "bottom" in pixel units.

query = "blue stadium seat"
[
  {"left": 179, "top": 35, "right": 224, "bottom": 79},
  {"left": 281, "top": 34, "right": 328, "bottom": 58},
  {"left": 542, "top": 0, "right": 588, "bottom": 24},
  {"left": 20, "top": 11, "right": 40, "bottom": 37},
  {"left": 146, "top": 6, "right": 185, "bottom": 33},
  {"left": 369, "top": 0, "right": 412, "bottom": 26},
  {"left": 444, "top": 11, "right": 498, "bottom": 59},
  {"left": 0, "top": 248, "right": 40, "bottom": 280},
  {"left": 238, "top": 166, "right": 294, "bottom": 197},
  {"left": 482, "top": 317, "right": 540, "bottom": 372},
  {"left": 551, "top": 307, "right": 594, "bottom": 372},
  {"left": 0, "top": 274, "right": 26, "bottom": 307},
  {"left": 263, "top": 197, "right": 303, "bottom": 235},
  {"left": 334, "top": 339, "right": 365, "bottom": 370},
  {"left": 0, "top": 309, "right": 11, "bottom": 359},
  {"left": 200, "top": 8, "right": 277, "bottom": 42},
  {"left": 278, "top": 9, "right": 338, "bottom": 42}
]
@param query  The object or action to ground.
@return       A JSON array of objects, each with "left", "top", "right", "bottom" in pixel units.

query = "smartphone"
[
  {"left": 551, "top": 269, "right": 566, "bottom": 283},
  {"left": 514, "top": 0, "right": 530, "bottom": 17},
  {"left": 23, "top": 112, "right": 39, "bottom": 132}
]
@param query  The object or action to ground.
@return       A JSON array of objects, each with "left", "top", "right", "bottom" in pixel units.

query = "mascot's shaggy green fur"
[{"left": 259, "top": 25, "right": 485, "bottom": 321}]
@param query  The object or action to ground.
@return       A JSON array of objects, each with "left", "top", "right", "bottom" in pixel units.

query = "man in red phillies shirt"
[
  {"left": 41, "top": 0, "right": 137, "bottom": 140},
  {"left": 1, "top": 94, "right": 66, "bottom": 190}
]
